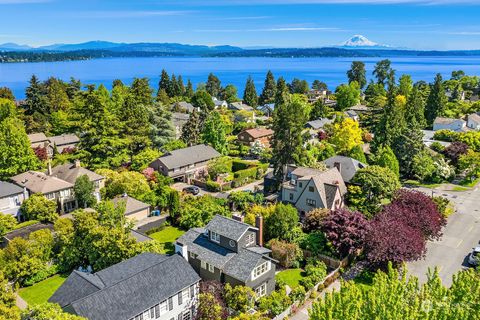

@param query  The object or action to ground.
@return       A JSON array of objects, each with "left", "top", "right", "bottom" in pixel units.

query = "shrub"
[
  {"left": 224, "top": 284, "right": 256, "bottom": 312},
  {"left": 23, "top": 265, "right": 59, "bottom": 286},
  {"left": 258, "top": 288, "right": 292, "bottom": 316},
  {"left": 432, "top": 196, "right": 454, "bottom": 218},
  {"left": 268, "top": 239, "right": 303, "bottom": 268},
  {"left": 299, "top": 260, "right": 328, "bottom": 290},
  {"left": 205, "top": 180, "right": 221, "bottom": 192},
  {"left": 232, "top": 159, "right": 254, "bottom": 171}
]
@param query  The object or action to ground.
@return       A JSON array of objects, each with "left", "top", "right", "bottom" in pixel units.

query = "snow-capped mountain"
[{"left": 338, "top": 35, "right": 391, "bottom": 49}]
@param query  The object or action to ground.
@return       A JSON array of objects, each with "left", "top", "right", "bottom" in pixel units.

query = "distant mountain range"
[{"left": 1, "top": 36, "right": 480, "bottom": 62}]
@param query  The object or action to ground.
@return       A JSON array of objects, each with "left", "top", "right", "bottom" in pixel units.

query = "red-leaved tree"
[
  {"left": 383, "top": 189, "right": 445, "bottom": 241},
  {"left": 33, "top": 146, "right": 48, "bottom": 161},
  {"left": 443, "top": 141, "right": 469, "bottom": 165},
  {"left": 320, "top": 208, "right": 369, "bottom": 258},
  {"left": 365, "top": 212, "right": 427, "bottom": 266}
]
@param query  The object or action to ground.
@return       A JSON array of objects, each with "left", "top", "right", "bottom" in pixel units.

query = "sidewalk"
[
  {"left": 290, "top": 280, "right": 341, "bottom": 320},
  {"left": 15, "top": 293, "right": 28, "bottom": 310}
]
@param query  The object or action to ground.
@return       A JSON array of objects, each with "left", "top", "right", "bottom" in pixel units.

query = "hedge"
[
  {"left": 15, "top": 220, "right": 39, "bottom": 230},
  {"left": 206, "top": 180, "right": 221, "bottom": 192},
  {"left": 232, "top": 159, "right": 256, "bottom": 171}
]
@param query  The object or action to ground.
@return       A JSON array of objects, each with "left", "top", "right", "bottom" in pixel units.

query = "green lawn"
[
  {"left": 276, "top": 269, "right": 304, "bottom": 288},
  {"left": 149, "top": 226, "right": 185, "bottom": 254},
  {"left": 19, "top": 274, "right": 68, "bottom": 306}
]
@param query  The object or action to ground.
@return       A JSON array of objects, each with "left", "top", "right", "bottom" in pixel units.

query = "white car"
[{"left": 468, "top": 246, "right": 480, "bottom": 266}]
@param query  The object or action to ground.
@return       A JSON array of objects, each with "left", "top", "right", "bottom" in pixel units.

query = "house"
[
  {"left": 112, "top": 194, "right": 151, "bottom": 222},
  {"left": 212, "top": 97, "right": 228, "bottom": 108},
  {"left": 172, "top": 112, "right": 190, "bottom": 139},
  {"left": 10, "top": 169, "right": 77, "bottom": 214},
  {"left": 228, "top": 102, "right": 254, "bottom": 112},
  {"left": 28, "top": 133, "right": 54, "bottom": 158},
  {"left": 1, "top": 222, "right": 54, "bottom": 248},
  {"left": 281, "top": 167, "right": 346, "bottom": 216},
  {"left": 305, "top": 118, "right": 334, "bottom": 130},
  {"left": 323, "top": 156, "right": 367, "bottom": 183},
  {"left": 149, "top": 144, "right": 221, "bottom": 183},
  {"left": 348, "top": 104, "right": 369, "bottom": 113},
  {"left": 344, "top": 110, "right": 359, "bottom": 122},
  {"left": 49, "top": 134, "right": 80, "bottom": 154},
  {"left": 50, "top": 160, "right": 104, "bottom": 202},
  {"left": 49, "top": 253, "right": 200, "bottom": 320},
  {"left": 323, "top": 98, "right": 337, "bottom": 108},
  {"left": 171, "top": 101, "right": 198, "bottom": 113},
  {"left": 259, "top": 103, "right": 275, "bottom": 117},
  {"left": 176, "top": 215, "right": 276, "bottom": 297},
  {"left": 0, "top": 181, "right": 26, "bottom": 218},
  {"left": 432, "top": 117, "right": 467, "bottom": 132},
  {"left": 467, "top": 113, "right": 480, "bottom": 130},
  {"left": 237, "top": 128, "right": 274, "bottom": 148}
]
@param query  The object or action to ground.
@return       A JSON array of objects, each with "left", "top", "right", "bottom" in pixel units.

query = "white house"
[
  {"left": 432, "top": 117, "right": 467, "bottom": 132},
  {"left": 467, "top": 113, "right": 480, "bottom": 130}
]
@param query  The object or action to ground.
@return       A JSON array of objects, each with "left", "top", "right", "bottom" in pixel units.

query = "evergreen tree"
[
  {"left": 149, "top": 103, "right": 175, "bottom": 148},
  {"left": 259, "top": 70, "right": 276, "bottom": 105},
  {"left": 312, "top": 80, "right": 328, "bottom": 91},
  {"left": 192, "top": 90, "right": 215, "bottom": 111},
  {"left": 243, "top": 76, "right": 258, "bottom": 108},
  {"left": 0, "top": 99, "right": 40, "bottom": 179},
  {"left": 374, "top": 146, "right": 400, "bottom": 177},
  {"left": 221, "top": 84, "right": 239, "bottom": 103},
  {"left": 177, "top": 75, "right": 186, "bottom": 96},
  {"left": 24, "top": 75, "right": 49, "bottom": 133},
  {"left": 405, "top": 86, "right": 427, "bottom": 129},
  {"left": 373, "top": 59, "right": 392, "bottom": 87},
  {"left": 158, "top": 69, "right": 171, "bottom": 98},
  {"left": 347, "top": 61, "right": 367, "bottom": 89},
  {"left": 373, "top": 95, "right": 406, "bottom": 149},
  {"left": 181, "top": 109, "right": 201, "bottom": 146},
  {"left": 271, "top": 89, "right": 308, "bottom": 180},
  {"left": 185, "top": 79, "right": 194, "bottom": 99},
  {"left": 74, "top": 175, "right": 96, "bottom": 208},
  {"left": 398, "top": 74, "right": 413, "bottom": 98},
  {"left": 66, "top": 77, "right": 82, "bottom": 100},
  {"left": 0, "top": 87, "right": 14, "bottom": 101},
  {"left": 202, "top": 111, "right": 228, "bottom": 154},
  {"left": 130, "top": 77, "right": 153, "bottom": 107},
  {"left": 425, "top": 73, "right": 447, "bottom": 126},
  {"left": 392, "top": 128, "right": 424, "bottom": 177},
  {"left": 206, "top": 73, "right": 222, "bottom": 98}
]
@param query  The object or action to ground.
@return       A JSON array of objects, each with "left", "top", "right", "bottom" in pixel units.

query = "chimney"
[
  {"left": 232, "top": 214, "right": 244, "bottom": 223},
  {"left": 47, "top": 161, "right": 52, "bottom": 176},
  {"left": 74, "top": 159, "right": 81, "bottom": 168},
  {"left": 255, "top": 215, "right": 264, "bottom": 247}
]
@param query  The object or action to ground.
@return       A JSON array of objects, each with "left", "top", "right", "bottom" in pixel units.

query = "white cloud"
[{"left": 448, "top": 31, "right": 480, "bottom": 35}]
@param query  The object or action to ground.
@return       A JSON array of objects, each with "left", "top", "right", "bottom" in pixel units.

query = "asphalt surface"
[{"left": 407, "top": 186, "right": 480, "bottom": 286}]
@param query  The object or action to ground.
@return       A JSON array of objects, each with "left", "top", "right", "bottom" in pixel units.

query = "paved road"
[{"left": 407, "top": 186, "right": 480, "bottom": 286}]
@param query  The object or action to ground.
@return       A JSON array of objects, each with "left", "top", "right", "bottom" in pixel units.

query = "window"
[
  {"left": 246, "top": 233, "right": 255, "bottom": 246},
  {"left": 183, "top": 288, "right": 190, "bottom": 300},
  {"left": 189, "top": 252, "right": 196, "bottom": 259},
  {"left": 150, "top": 307, "right": 155, "bottom": 318},
  {"left": 190, "top": 285, "right": 195, "bottom": 298},
  {"left": 298, "top": 182, "right": 302, "bottom": 188},
  {"left": 306, "top": 198, "right": 316, "bottom": 207},
  {"left": 208, "top": 264, "right": 215, "bottom": 273},
  {"left": 177, "top": 313, "right": 182, "bottom": 320},
  {"left": 229, "top": 240, "right": 236, "bottom": 248},
  {"left": 45, "top": 193, "right": 55, "bottom": 200},
  {"left": 154, "top": 305, "right": 160, "bottom": 318},
  {"left": 201, "top": 261, "right": 206, "bottom": 269},
  {"left": 210, "top": 231, "right": 220, "bottom": 243},
  {"left": 183, "top": 310, "right": 191, "bottom": 320},
  {"left": 289, "top": 193, "right": 293, "bottom": 201},
  {"left": 160, "top": 301, "right": 167, "bottom": 314},
  {"left": 255, "top": 283, "right": 267, "bottom": 298},
  {"left": 253, "top": 262, "right": 269, "bottom": 279},
  {"left": 178, "top": 292, "right": 183, "bottom": 305},
  {"left": 168, "top": 297, "right": 173, "bottom": 311},
  {"left": 309, "top": 186, "right": 314, "bottom": 192}
]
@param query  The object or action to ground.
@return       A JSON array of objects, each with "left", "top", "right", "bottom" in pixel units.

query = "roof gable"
[
  {"left": 155, "top": 144, "right": 221, "bottom": 170},
  {"left": 206, "top": 215, "right": 255, "bottom": 242}
]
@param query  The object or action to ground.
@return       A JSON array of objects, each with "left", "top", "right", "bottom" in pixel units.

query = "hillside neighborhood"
[{"left": 0, "top": 61, "right": 480, "bottom": 320}]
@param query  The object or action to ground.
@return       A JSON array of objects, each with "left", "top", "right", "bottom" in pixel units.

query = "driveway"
[
  {"left": 171, "top": 182, "right": 217, "bottom": 197},
  {"left": 407, "top": 186, "right": 480, "bottom": 286}
]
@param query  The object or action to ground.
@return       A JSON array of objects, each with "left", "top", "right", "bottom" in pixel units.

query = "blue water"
[{"left": 1, "top": 56, "right": 480, "bottom": 99}]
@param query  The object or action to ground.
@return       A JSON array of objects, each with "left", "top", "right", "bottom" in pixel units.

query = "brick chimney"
[
  {"left": 255, "top": 215, "right": 264, "bottom": 247},
  {"left": 74, "top": 159, "right": 81, "bottom": 168},
  {"left": 232, "top": 214, "right": 244, "bottom": 223}
]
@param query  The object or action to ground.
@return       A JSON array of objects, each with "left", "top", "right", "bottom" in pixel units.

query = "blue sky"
[{"left": 1, "top": 0, "right": 480, "bottom": 50}]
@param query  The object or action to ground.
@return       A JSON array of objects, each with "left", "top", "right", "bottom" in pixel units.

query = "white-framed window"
[
  {"left": 189, "top": 252, "right": 196, "bottom": 259},
  {"left": 159, "top": 301, "right": 168, "bottom": 314},
  {"left": 45, "top": 193, "right": 55, "bottom": 200},
  {"left": 255, "top": 282, "right": 267, "bottom": 298},
  {"left": 201, "top": 261, "right": 206, "bottom": 269},
  {"left": 210, "top": 231, "right": 220, "bottom": 243},
  {"left": 306, "top": 198, "right": 316, "bottom": 207},
  {"left": 253, "top": 261, "right": 269, "bottom": 279},
  {"left": 208, "top": 264, "right": 215, "bottom": 273},
  {"left": 246, "top": 233, "right": 255, "bottom": 246},
  {"left": 182, "top": 310, "right": 191, "bottom": 320}
]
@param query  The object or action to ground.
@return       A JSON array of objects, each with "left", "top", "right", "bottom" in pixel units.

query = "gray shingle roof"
[
  {"left": 154, "top": 144, "right": 221, "bottom": 170},
  {"left": 323, "top": 155, "right": 367, "bottom": 183},
  {"left": 305, "top": 118, "right": 334, "bottom": 130},
  {"left": 0, "top": 181, "right": 24, "bottom": 198},
  {"left": 27, "top": 132, "right": 49, "bottom": 144},
  {"left": 10, "top": 171, "right": 73, "bottom": 194},
  {"left": 50, "top": 253, "right": 200, "bottom": 320},
  {"left": 206, "top": 215, "right": 255, "bottom": 242},
  {"left": 3, "top": 222, "right": 54, "bottom": 242},
  {"left": 223, "top": 248, "right": 264, "bottom": 282},
  {"left": 112, "top": 195, "right": 150, "bottom": 216},
  {"left": 49, "top": 134, "right": 80, "bottom": 146},
  {"left": 50, "top": 162, "right": 104, "bottom": 184}
]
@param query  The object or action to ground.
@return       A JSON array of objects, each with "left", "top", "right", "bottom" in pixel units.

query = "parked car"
[
  {"left": 183, "top": 186, "right": 200, "bottom": 195},
  {"left": 468, "top": 246, "right": 480, "bottom": 266}
]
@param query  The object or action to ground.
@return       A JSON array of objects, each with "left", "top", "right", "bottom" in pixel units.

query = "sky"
[{"left": 1, "top": 0, "right": 480, "bottom": 50}]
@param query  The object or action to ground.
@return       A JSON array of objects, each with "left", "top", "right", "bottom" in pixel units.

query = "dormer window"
[
  {"left": 210, "top": 231, "right": 220, "bottom": 243},
  {"left": 252, "top": 261, "right": 270, "bottom": 280},
  {"left": 246, "top": 233, "right": 255, "bottom": 246}
]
